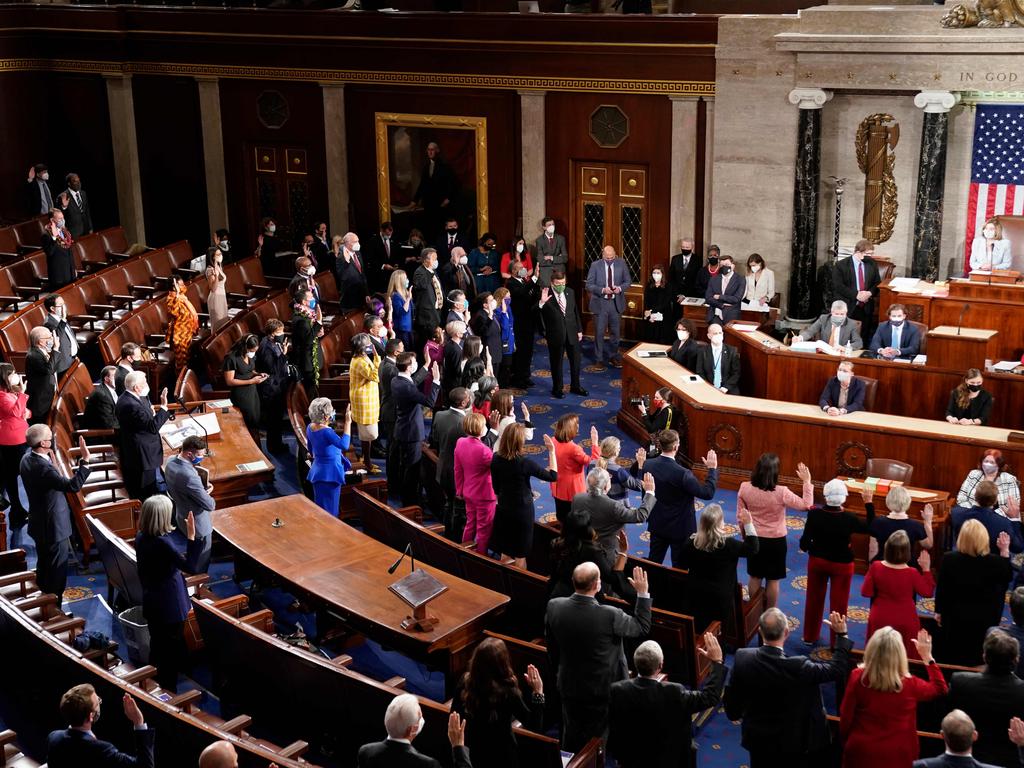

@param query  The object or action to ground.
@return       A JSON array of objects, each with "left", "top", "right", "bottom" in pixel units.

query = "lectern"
[
  {"left": 925, "top": 326, "right": 997, "bottom": 371},
  {"left": 389, "top": 568, "right": 447, "bottom": 632}
]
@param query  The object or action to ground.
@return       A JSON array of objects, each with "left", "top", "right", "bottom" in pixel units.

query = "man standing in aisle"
[{"left": 585, "top": 245, "right": 631, "bottom": 369}]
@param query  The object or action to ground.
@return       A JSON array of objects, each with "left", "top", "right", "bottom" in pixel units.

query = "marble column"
[
  {"left": 104, "top": 74, "right": 146, "bottom": 245},
  {"left": 912, "top": 90, "right": 960, "bottom": 281},
  {"left": 669, "top": 96, "right": 699, "bottom": 250},
  {"left": 322, "top": 83, "right": 349, "bottom": 233},
  {"left": 701, "top": 97, "right": 715, "bottom": 250},
  {"left": 519, "top": 90, "right": 546, "bottom": 237},
  {"left": 196, "top": 77, "right": 229, "bottom": 231},
  {"left": 786, "top": 88, "right": 831, "bottom": 322}
]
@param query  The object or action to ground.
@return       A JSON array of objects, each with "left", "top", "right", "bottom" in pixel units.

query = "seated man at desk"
[
  {"left": 794, "top": 300, "right": 863, "bottom": 351},
  {"left": 819, "top": 360, "right": 865, "bottom": 416},
  {"left": 869, "top": 303, "right": 921, "bottom": 360},
  {"left": 696, "top": 322, "right": 741, "bottom": 394}
]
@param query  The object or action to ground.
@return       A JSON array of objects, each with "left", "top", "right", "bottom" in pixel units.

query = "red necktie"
[
  {"left": 384, "top": 237, "right": 390, "bottom": 257},
  {"left": 353, "top": 253, "right": 362, "bottom": 273},
  {"left": 607, "top": 262, "right": 614, "bottom": 293},
  {"left": 856, "top": 261, "right": 864, "bottom": 291}
]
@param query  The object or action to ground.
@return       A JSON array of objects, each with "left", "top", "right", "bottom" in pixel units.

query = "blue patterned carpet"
[{"left": 4, "top": 334, "right": 1017, "bottom": 767}]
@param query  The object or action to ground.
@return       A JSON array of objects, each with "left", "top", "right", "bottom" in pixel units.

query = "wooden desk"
[
  {"left": 926, "top": 326, "right": 997, "bottom": 371},
  {"left": 725, "top": 324, "right": 1024, "bottom": 430},
  {"left": 681, "top": 302, "right": 777, "bottom": 339},
  {"left": 616, "top": 344, "right": 1024, "bottom": 502},
  {"left": 162, "top": 404, "right": 274, "bottom": 508},
  {"left": 879, "top": 279, "right": 1024, "bottom": 362},
  {"left": 213, "top": 495, "right": 509, "bottom": 683}
]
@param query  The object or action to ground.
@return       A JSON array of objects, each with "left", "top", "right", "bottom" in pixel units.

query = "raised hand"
[
  {"left": 27, "top": 166, "right": 35, "bottom": 181},
  {"left": 431, "top": 360, "right": 441, "bottom": 383},
  {"left": 122, "top": 693, "right": 145, "bottom": 728},
  {"left": 627, "top": 565, "right": 649, "bottom": 596},
  {"left": 860, "top": 484, "right": 873, "bottom": 504},
  {"left": 77, "top": 435, "right": 91, "bottom": 463},
  {"left": 641, "top": 472, "right": 656, "bottom": 494},
  {"left": 186, "top": 511, "right": 196, "bottom": 541},
  {"left": 160, "top": 387, "right": 169, "bottom": 408},
  {"left": 738, "top": 507, "right": 752, "bottom": 527},
  {"left": 635, "top": 447, "right": 646, "bottom": 468},
  {"left": 1009, "top": 717, "right": 1024, "bottom": 747},
  {"left": 827, "top": 611, "right": 847, "bottom": 636},
  {"left": 542, "top": 433, "right": 554, "bottom": 450},
  {"left": 520, "top": 402, "right": 530, "bottom": 421},
  {"left": 1008, "top": 495, "right": 1021, "bottom": 521},
  {"left": 917, "top": 549, "right": 931, "bottom": 572},
  {"left": 922, "top": 503, "right": 934, "bottom": 524},
  {"left": 697, "top": 631, "right": 724, "bottom": 664},
  {"left": 703, "top": 449, "right": 718, "bottom": 469},
  {"left": 447, "top": 711, "right": 466, "bottom": 748},
  {"left": 540, "top": 287, "right": 550, "bottom": 304},
  {"left": 998, "top": 530, "right": 1011, "bottom": 556},
  {"left": 488, "top": 410, "right": 501, "bottom": 431},
  {"left": 590, "top": 425, "right": 598, "bottom": 447},
  {"left": 524, "top": 664, "right": 543, "bottom": 694},
  {"left": 795, "top": 462, "right": 811, "bottom": 484},
  {"left": 911, "top": 628, "right": 934, "bottom": 662},
  {"left": 343, "top": 403, "right": 353, "bottom": 425}
]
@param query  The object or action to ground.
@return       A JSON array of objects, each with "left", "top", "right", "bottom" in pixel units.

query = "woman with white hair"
[
  {"left": 839, "top": 626, "right": 945, "bottom": 768},
  {"left": 679, "top": 503, "right": 758, "bottom": 632},
  {"left": 799, "top": 478, "right": 876, "bottom": 647},
  {"left": 135, "top": 494, "right": 204, "bottom": 692},
  {"left": 306, "top": 398, "right": 354, "bottom": 516},
  {"left": 865, "top": 483, "right": 933, "bottom": 562}
]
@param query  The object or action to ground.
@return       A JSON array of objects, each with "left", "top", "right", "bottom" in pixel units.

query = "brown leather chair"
[
  {"left": 865, "top": 458, "right": 914, "bottom": 484},
  {"left": 872, "top": 255, "right": 897, "bottom": 282},
  {"left": 854, "top": 374, "right": 878, "bottom": 412},
  {"left": 909, "top": 320, "right": 928, "bottom": 354}
]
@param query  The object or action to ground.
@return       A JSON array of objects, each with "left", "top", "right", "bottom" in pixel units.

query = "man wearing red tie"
[
  {"left": 336, "top": 232, "right": 369, "bottom": 312},
  {"left": 833, "top": 239, "right": 881, "bottom": 344}
]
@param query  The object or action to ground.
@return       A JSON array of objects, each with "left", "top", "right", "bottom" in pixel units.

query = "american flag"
[{"left": 965, "top": 103, "right": 1024, "bottom": 272}]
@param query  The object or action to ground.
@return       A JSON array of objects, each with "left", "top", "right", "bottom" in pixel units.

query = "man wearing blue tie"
[{"left": 870, "top": 303, "right": 921, "bottom": 360}]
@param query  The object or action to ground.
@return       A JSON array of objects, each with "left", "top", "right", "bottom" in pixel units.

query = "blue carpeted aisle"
[{"left": 4, "top": 334, "right": 1017, "bottom": 767}]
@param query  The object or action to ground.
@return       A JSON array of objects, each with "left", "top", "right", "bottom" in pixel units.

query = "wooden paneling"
[
  {"left": 0, "top": 73, "right": 48, "bottom": 223},
  {"left": 133, "top": 75, "right": 208, "bottom": 252}
]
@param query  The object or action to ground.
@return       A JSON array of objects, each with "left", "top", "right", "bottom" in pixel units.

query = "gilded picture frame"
[{"left": 374, "top": 112, "right": 488, "bottom": 239}]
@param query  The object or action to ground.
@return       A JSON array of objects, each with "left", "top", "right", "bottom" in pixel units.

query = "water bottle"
[{"left": 845, "top": 340, "right": 853, "bottom": 357}]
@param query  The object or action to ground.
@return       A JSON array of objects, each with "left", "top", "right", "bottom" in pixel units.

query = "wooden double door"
[{"left": 571, "top": 161, "right": 649, "bottom": 340}]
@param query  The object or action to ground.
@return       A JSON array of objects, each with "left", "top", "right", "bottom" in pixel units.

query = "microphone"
[
  {"left": 388, "top": 543, "right": 413, "bottom": 575},
  {"left": 175, "top": 394, "right": 213, "bottom": 456},
  {"left": 957, "top": 303, "right": 971, "bottom": 336}
]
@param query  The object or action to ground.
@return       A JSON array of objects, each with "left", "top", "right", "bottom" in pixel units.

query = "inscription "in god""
[{"left": 960, "top": 72, "right": 1019, "bottom": 83}]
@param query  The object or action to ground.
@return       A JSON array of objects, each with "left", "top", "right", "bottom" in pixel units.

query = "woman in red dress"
[
  {"left": 861, "top": 530, "right": 935, "bottom": 659},
  {"left": 840, "top": 626, "right": 947, "bottom": 768}
]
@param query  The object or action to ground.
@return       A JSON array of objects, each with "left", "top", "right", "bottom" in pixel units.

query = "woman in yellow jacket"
[{"left": 348, "top": 332, "right": 382, "bottom": 475}]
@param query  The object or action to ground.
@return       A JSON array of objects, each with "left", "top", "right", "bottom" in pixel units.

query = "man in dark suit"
[
  {"left": 507, "top": 261, "right": 539, "bottom": 388},
  {"left": 949, "top": 629, "right": 1024, "bottom": 767},
  {"left": 41, "top": 207, "right": 75, "bottom": 289},
  {"left": 818, "top": 360, "right": 867, "bottom": 416},
  {"left": 391, "top": 353, "right": 441, "bottom": 508},
  {"left": 833, "top": 239, "right": 882, "bottom": 342},
  {"left": 641, "top": 430, "right": 717, "bottom": 567},
  {"left": 695, "top": 322, "right": 741, "bottom": 394},
  {"left": 43, "top": 293, "right": 78, "bottom": 376},
  {"left": 27, "top": 163, "right": 54, "bottom": 216},
  {"left": 83, "top": 366, "right": 120, "bottom": 431},
  {"left": 336, "top": 232, "right": 370, "bottom": 313},
  {"left": 358, "top": 694, "right": 471, "bottom": 768},
  {"left": 289, "top": 254, "right": 321, "bottom": 307},
  {"left": 725, "top": 608, "right": 852, "bottom": 768},
  {"left": 951, "top": 481, "right": 1024, "bottom": 553},
  {"left": 21, "top": 426, "right": 92, "bottom": 601},
  {"left": 912, "top": 709, "right": 1001, "bottom": 768},
  {"left": 796, "top": 300, "right": 864, "bottom": 350},
  {"left": 434, "top": 217, "right": 469, "bottom": 262},
  {"left": 534, "top": 217, "right": 568, "bottom": 287},
  {"left": 669, "top": 237, "right": 703, "bottom": 303},
  {"left": 573, "top": 469, "right": 656, "bottom": 564},
  {"left": 310, "top": 221, "right": 330, "bottom": 272},
  {"left": 58, "top": 173, "right": 93, "bottom": 238},
  {"left": 115, "top": 371, "right": 170, "bottom": 500},
  {"left": 546, "top": 562, "right": 652, "bottom": 751},
  {"left": 363, "top": 221, "right": 398, "bottom": 293},
  {"left": 539, "top": 270, "right": 588, "bottom": 399},
  {"left": 438, "top": 247, "right": 477, "bottom": 306},
  {"left": 585, "top": 245, "right": 632, "bottom": 368},
  {"left": 165, "top": 435, "right": 216, "bottom": 573},
  {"left": 608, "top": 633, "right": 726, "bottom": 768},
  {"left": 114, "top": 342, "right": 141, "bottom": 395},
  {"left": 704, "top": 254, "right": 745, "bottom": 323},
  {"left": 429, "top": 387, "right": 471, "bottom": 540},
  {"left": 47, "top": 685, "right": 154, "bottom": 768},
  {"left": 412, "top": 249, "right": 443, "bottom": 361},
  {"left": 870, "top": 302, "right": 922, "bottom": 359},
  {"left": 26, "top": 325, "right": 59, "bottom": 425},
  {"left": 415, "top": 142, "right": 459, "bottom": 242}
]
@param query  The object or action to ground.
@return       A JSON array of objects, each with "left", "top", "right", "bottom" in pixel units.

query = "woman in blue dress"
[{"left": 306, "top": 397, "right": 353, "bottom": 516}]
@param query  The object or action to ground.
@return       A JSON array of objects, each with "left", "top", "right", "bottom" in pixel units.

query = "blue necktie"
[
  {"left": 892, "top": 325, "right": 901, "bottom": 352},
  {"left": 713, "top": 352, "right": 722, "bottom": 388}
]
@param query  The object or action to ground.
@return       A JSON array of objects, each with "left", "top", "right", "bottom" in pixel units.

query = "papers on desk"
[
  {"left": 791, "top": 340, "right": 842, "bottom": 356},
  {"left": 206, "top": 399, "right": 233, "bottom": 409},
  {"left": 160, "top": 412, "right": 221, "bottom": 449},
  {"left": 740, "top": 301, "right": 772, "bottom": 313},
  {"left": 992, "top": 360, "right": 1021, "bottom": 372},
  {"left": 681, "top": 297, "right": 705, "bottom": 306},
  {"left": 888, "top": 277, "right": 921, "bottom": 292},
  {"left": 237, "top": 460, "right": 270, "bottom": 472},
  {"left": 636, "top": 350, "right": 668, "bottom": 358},
  {"left": 912, "top": 354, "right": 927, "bottom": 365},
  {"left": 844, "top": 477, "right": 935, "bottom": 500},
  {"left": 732, "top": 323, "right": 761, "bottom": 333}
]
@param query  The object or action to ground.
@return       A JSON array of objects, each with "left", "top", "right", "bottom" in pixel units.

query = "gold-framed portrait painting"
[{"left": 374, "top": 112, "right": 488, "bottom": 243}]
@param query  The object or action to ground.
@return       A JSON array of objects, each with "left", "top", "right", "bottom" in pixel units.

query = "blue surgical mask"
[{"left": 190, "top": 455, "right": 204, "bottom": 465}]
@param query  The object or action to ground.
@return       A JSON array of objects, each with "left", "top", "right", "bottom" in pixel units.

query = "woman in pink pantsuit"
[{"left": 455, "top": 412, "right": 496, "bottom": 556}]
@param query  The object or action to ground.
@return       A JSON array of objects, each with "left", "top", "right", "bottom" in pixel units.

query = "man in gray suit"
[
  {"left": 795, "top": 299, "right": 863, "bottom": 350},
  {"left": 585, "top": 245, "right": 632, "bottom": 368},
  {"left": 534, "top": 216, "right": 567, "bottom": 287},
  {"left": 429, "top": 387, "right": 472, "bottom": 541},
  {"left": 572, "top": 467, "right": 657, "bottom": 563},
  {"left": 546, "top": 562, "right": 652, "bottom": 752},
  {"left": 165, "top": 435, "right": 216, "bottom": 572}
]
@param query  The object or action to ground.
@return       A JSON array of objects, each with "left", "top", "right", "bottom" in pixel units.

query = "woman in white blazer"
[
  {"left": 743, "top": 253, "right": 775, "bottom": 306},
  {"left": 969, "top": 218, "right": 1012, "bottom": 271}
]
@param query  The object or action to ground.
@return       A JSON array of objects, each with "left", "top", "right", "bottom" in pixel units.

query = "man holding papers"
[{"left": 794, "top": 300, "right": 863, "bottom": 352}]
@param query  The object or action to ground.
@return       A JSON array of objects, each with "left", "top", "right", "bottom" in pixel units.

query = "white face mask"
[
  {"left": 709, "top": 335, "right": 723, "bottom": 347},
  {"left": 416, "top": 715, "right": 425, "bottom": 737},
  {"left": 545, "top": 225, "right": 555, "bottom": 235},
  {"left": 305, "top": 266, "right": 315, "bottom": 276},
  {"left": 378, "top": 328, "right": 388, "bottom": 338},
  {"left": 40, "top": 172, "right": 49, "bottom": 181},
  {"left": 459, "top": 256, "right": 468, "bottom": 266},
  {"left": 750, "top": 265, "right": 761, "bottom": 273},
  {"left": 516, "top": 244, "right": 524, "bottom": 253},
  {"left": 837, "top": 371, "right": 852, "bottom": 384},
  {"left": 139, "top": 385, "right": 151, "bottom": 398},
  {"left": 352, "top": 242, "right": 361, "bottom": 253},
  {"left": 982, "top": 461, "right": 998, "bottom": 474},
  {"left": 267, "top": 224, "right": 276, "bottom": 234},
  {"left": 984, "top": 228, "right": 996, "bottom": 238},
  {"left": 676, "top": 330, "right": 688, "bottom": 341},
  {"left": 409, "top": 360, "right": 418, "bottom": 375},
  {"left": 652, "top": 271, "right": 662, "bottom": 283},
  {"left": 8, "top": 374, "right": 20, "bottom": 387}
]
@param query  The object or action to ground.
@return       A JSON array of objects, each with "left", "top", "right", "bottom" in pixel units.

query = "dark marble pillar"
[
  {"left": 787, "top": 89, "right": 831, "bottom": 322},
  {"left": 912, "top": 91, "right": 959, "bottom": 281}
]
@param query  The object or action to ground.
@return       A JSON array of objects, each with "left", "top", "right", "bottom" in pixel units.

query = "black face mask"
[
  {"left": 447, "top": 228, "right": 458, "bottom": 235},
  {"left": 681, "top": 249, "right": 692, "bottom": 256},
  {"left": 968, "top": 383, "right": 982, "bottom": 392},
  {"left": 720, "top": 266, "right": 732, "bottom": 275},
  {"left": 708, "top": 257, "right": 719, "bottom": 266}
]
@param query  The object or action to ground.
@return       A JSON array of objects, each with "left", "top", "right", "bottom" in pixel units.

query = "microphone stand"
[
  {"left": 388, "top": 543, "right": 413, "bottom": 575},
  {"left": 176, "top": 395, "right": 213, "bottom": 456}
]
